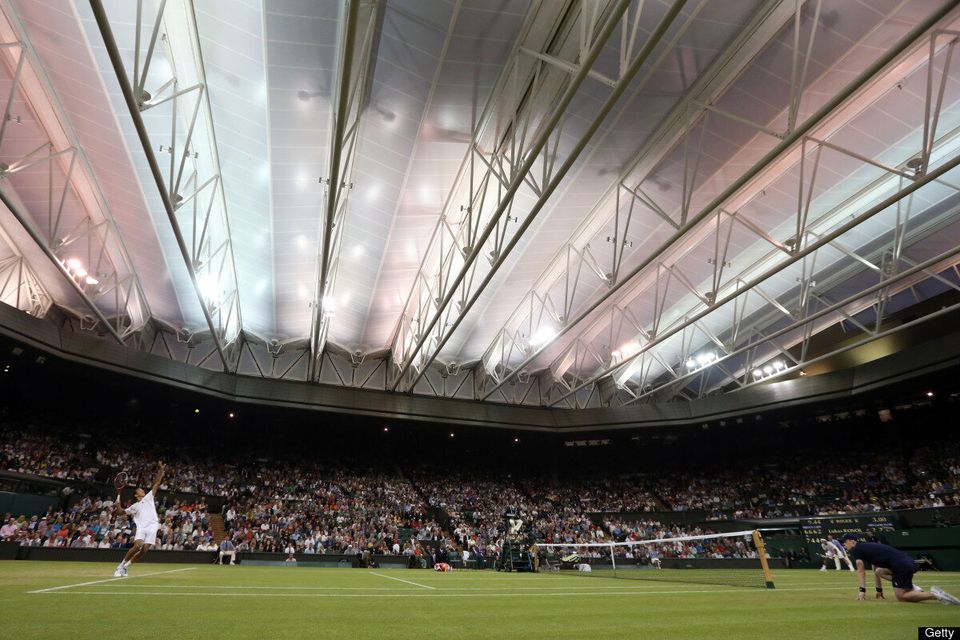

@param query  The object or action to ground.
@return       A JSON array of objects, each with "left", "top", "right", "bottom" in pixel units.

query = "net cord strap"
[{"left": 538, "top": 529, "right": 758, "bottom": 550}]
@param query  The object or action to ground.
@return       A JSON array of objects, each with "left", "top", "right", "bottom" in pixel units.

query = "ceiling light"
[
  {"left": 530, "top": 325, "right": 556, "bottom": 347},
  {"left": 752, "top": 369, "right": 763, "bottom": 378},
  {"left": 322, "top": 295, "right": 336, "bottom": 317},
  {"left": 197, "top": 274, "right": 223, "bottom": 304},
  {"left": 66, "top": 258, "right": 82, "bottom": 270},
  {"left": 619, "top": 341, "right": 640, "bottom": 357},
  {"left": 85, "top": 276, "right": 99, "bottom": 285}
]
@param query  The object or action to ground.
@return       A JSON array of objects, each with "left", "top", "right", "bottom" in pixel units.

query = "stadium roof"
[{"left": 0, "top": 0, "right": 959, "bottom": 426}]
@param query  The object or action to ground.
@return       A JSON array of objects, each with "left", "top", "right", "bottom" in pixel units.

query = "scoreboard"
[{"left": 800, "top": 514, "right": 899, "bottom": 543}]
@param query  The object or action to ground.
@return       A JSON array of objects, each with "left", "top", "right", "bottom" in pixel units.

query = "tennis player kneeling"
[{"left": 841, "top": 533, "right": 959, "bottom": 605}]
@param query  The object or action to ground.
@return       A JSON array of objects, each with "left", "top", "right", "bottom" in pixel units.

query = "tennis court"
[{"left": 6, "top": 562, "right": 959, "bottom": 639}]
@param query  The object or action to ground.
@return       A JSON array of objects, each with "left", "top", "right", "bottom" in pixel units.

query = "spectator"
[{"left": 218, "top": 538, "right": 236, "bottom": 565}]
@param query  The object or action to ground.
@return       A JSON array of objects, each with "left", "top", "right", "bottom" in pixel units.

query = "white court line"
[
  {"left": 91, "top": 584, "right": 416, "bottom": 590},
  {"left": 27, "top": 567, "right": 196, "bottom": 594},
  {"left": 32, "top": 585, "right": 876, "bottom": 598},
  {"left": 78, "top": 579, "right": 960, "bottom": 593},
  {"left": 79, "top": 580, "right": 960, "bottom": 592},
  {"left": 370, "top": 571, "right": 436, "bottom": 590}
]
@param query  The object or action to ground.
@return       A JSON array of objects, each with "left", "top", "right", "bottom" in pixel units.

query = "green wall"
[{"left": 0, "top": 491, "right": 59, "bottom": 518}]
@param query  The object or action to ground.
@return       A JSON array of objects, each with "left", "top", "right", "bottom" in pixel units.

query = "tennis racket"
[{"left": 113, "top": 471, "right": 129, "bottom": 492}]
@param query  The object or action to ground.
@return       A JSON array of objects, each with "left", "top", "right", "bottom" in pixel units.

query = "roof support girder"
[
  {"left": 392, "top": 0, "right": 691, "bottom": 393},
  {"left": 90, "top": 0, "right": 243, "bottom": 372},
  {"left": 307, "top": 0, "right": 381, "bottom": 382},
  {"left": 481, "top": 1, "right": 960, "bottom": 403},
  {"left": 0, "top": 4, "right": 152, "bottom": 340}
]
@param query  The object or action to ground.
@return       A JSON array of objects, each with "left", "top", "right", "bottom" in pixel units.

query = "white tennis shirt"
[{"left": 125, "top": 490, "right": 159, "bottom": 529}]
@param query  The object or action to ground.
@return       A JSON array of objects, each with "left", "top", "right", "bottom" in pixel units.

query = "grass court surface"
[{"left": 2, "top": 562, "right": 958, "bottom": 639}]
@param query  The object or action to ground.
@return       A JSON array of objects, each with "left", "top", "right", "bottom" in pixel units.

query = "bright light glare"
[
  {"left": 198, "top": 274, "right": 223, "bottom": 304},
  {"left": 696, "top": 352, "right": 714, "bottom": 366},
  {"left": 322, "top": 295, "right": 336, "bottom": 317},
  {"left": 66, "top": 258, "right": 82, "bottom": 270},
  {"left": 530, "top": 325, "right": 556, "bottom": 347}
]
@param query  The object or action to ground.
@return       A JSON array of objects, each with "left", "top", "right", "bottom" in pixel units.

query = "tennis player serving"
[{"left": 114, "top": 461, "right": 166, "bottom": 577}]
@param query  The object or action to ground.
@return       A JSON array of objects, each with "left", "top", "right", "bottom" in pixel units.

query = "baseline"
[
  {"left": 32, "top": 584, "right": 870, "bottom": 598},
  {"left": 26, "top": 567, "right": 197, "bottom": 594}
]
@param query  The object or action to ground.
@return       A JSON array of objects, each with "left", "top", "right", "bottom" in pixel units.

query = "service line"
[{"left": 369, "top": 571, "right": 436, "bottom": 590}]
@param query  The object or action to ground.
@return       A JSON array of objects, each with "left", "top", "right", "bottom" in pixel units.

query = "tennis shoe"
[
  {"left": 113, "top": 566, "right": 124, "bottom": 577},
  {"left": 931, "top": 586, "right": 960, "bottom": 605}
]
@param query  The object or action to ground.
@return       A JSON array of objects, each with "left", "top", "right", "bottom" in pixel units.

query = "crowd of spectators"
[
  {"left": 642, "top": 444, "right": 960, "bottom": 520},
  {"left": 1, "top": 421, "right": 958, "bottom": 558},
  {"left": 0, "top": 428, "right": 98, "bottom": 482},
  {"left": 221, "top": 463, "right": 444, "bottom": 555},
  {"left": 0, "top": 496, "right": 215, "bottom": 550}
]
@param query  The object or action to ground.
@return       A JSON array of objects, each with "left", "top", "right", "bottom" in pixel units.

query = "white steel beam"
[
  {"left": 480, "top": 1, "right": 960, "bottom": 403},
  {"left": 90, "top": 0, "right": 243, "bottom": 372},
  {"left": 0, "top": 2, "right": 151, "bottom": 340},
  {"left": 307, "top": 0, "right": 381, "bottom": 382}
]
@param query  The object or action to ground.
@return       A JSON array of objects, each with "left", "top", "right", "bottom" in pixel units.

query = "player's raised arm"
[{"left": 150, "top": 461, "right": 166, "bottom": 495}]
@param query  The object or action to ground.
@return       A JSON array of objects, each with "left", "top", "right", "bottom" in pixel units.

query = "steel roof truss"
[
  {"left": 623, "top": 236, "right": 960, "bottom": 404},
  {"left": 392, "top": 0, "right": 689, "bottom": 391},
  {"left": 307, "top": 0, "right": 380, "bottom": 381},
  {"left": 550, "top": 130, "right": 960, "bottom": 406},
  {"left": 90, "top": 0, "right": 244, "bottom": 372},
  {"left": 0, "top": 24, "right": 151, "bottom": 340},
  {"left": 483, "top": 7, "right": 960, "bottom": 404}
]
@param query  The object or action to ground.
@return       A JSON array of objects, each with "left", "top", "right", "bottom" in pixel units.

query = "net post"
[
  {"left": 752, "top": 530, "right": 775, "bottom": 589},
  {"left": 609, "top": 541, "right": 616, "bottom": 574}
]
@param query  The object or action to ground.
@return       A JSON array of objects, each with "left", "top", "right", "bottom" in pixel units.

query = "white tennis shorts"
[{"left": 134, "top": 522, "right": 159, "bottom": 545}]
